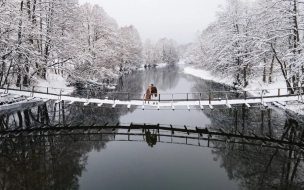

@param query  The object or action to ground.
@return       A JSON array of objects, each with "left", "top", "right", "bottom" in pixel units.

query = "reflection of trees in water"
[
  {"left": 0, "top": 135, "right": 88, "bottom": 190},
  {"left": 205, "top": 105, "right": 304, "bottom": 190},
  {"left": 141, "top": 65, "right": 180, "bottom": 91},
  {"left": 191, "top": 77, "right": 245, "bottom": 99},
  {"left": 187, "top": 75, "right": 304, "bottom": 189},
  {"left": 0, "top": 100, "right": 127, "bottom": 189},
  {"left": 115, "top": 70, "right": 143, "bottom": 99},
  {"left": 72, "top": 70, "right": 144, "bottom": 104}
]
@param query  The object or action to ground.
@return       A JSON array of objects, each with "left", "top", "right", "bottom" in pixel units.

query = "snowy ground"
[
  {"left": 32, "top": 72, "right": 75, "bottom": 95},
  {"left": 184, "top": 65, "right": 304, "bottom": 115}
]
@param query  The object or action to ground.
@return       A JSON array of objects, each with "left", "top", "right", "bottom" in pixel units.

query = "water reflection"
[
  {"left": 212, "top": 115, "right": 304, "bottom": 190},
  {"left": 141, "top": 66, "right": 180, "bottom": 91},
  {"left": 1, "top": 65, "right": 304, "bottom": 189},
  {"left": 204, "top": 104, "right": 304, "bottom": 189},
  {"left": 144, "top": 129, "right": 158, "bottom": 147},
  {"left": 0, "top": 98, "right": 303, "bottom": 189}
]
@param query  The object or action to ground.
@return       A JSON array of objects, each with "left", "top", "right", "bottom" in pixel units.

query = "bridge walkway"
[{"left": 0, "top": 86, "right": 303, "bottom": 110}]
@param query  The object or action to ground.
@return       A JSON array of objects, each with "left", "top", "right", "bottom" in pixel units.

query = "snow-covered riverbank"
[
  {"left": 184, "top": 66, "right": 288, "bottom": 95},
  {"left": 184, "top": 65, "right": 304, "bottom": 115}
]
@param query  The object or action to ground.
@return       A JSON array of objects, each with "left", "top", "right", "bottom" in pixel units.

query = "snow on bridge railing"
[
  {"left": 1, "top": 83, "right": 75, "bottom": 95},
  {"left": 0, "top": 83, "right": 303, "bottom": 103}
]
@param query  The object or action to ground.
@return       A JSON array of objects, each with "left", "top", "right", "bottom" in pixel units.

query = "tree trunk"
[
  {"left": 271, "top": 44, "right": 294, "bottom": 94},
  {"left": 243, "top": 65, "right": 248, "bottom": 87},
  {"left": 17, "top": 111, "right": 23, "bottom": 128},
  {"left": 16, "top": 1, "right": 24, "bottom": 87},
  {"left": 268, "top": 55, "right": 275, "bottom": 83},
  {"left": 24, "top": 109, "right": 31, "bottom": 128},
  {"left": 263, "top": 57, "right": 266, "bottom": 83}
]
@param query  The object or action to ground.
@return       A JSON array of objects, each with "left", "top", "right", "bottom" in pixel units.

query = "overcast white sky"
[{"left": 78, "top": 0, "right": 227, "bottom": 44}]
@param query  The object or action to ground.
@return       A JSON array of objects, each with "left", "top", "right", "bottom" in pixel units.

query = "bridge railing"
[{"left": 1, "top": 83, "right": 303, "bottom": 102}]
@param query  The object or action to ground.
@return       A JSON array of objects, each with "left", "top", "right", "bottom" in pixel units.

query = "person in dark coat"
[{"left": 150, "top": 84, "right": 157, "bottom": 97}]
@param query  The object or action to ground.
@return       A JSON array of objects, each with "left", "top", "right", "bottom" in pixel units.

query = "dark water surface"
[{"left": 1, "top": 65, "right": 304, "bottom": 190}]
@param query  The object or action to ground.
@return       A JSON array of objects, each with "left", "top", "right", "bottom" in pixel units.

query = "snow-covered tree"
[
  {"left": 185, "top": 0, "right": 304, "bottom": 93},
  {"left": 154, "top": 38, "right": 179, "bottom": 64},
  {"left": 118, "top": 25, "right": 143, "bottom": 71},
  {"left": 0, "top": 1, "right": 144, "bottom": 88}
]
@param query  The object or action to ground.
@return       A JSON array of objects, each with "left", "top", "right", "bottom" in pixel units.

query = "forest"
[
  {"left": 183, "top": 0, "right": 304, "bottom": 94},
  {"left": 1, "top": 0, "right": 303, "bottom": 94},
  {"left": 0, "top": 0, "right": 179, "bottom": 88}
]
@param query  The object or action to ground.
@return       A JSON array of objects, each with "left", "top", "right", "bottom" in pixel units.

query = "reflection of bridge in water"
[
  {"left": 1, "top": 96, "right": 304, "bottom": 190},
  {"left": 1, "top": 123, "right": 304, "bottom": 151}
]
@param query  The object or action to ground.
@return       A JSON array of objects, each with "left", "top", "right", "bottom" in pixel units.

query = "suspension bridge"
[{"left": 0, "top": 85, "right": 303, "bottom": 110}]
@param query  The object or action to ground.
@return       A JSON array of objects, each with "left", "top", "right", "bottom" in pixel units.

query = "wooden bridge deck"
[{"left": 0, "top": 87, "right": 302, "bottom": 110}]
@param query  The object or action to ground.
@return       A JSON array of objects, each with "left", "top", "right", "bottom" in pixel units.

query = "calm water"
[{"left": 0, "top": 64, "right": 304, "bottom": 190}]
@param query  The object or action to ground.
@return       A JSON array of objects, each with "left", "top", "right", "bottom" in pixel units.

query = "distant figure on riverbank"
[{"left": 145, "top": 84, "right": 158, "bottom": 104}]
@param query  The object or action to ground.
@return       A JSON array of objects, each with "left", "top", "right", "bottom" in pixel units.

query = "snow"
[
  {"left": 33, "top": 72, "right": 75, "bottom": 95},
  {"left": 184, "top": 65, "right": 304, "bottom": 115},
  {"left": 184, "top": 65, "right": 290, "bottom": 96}
]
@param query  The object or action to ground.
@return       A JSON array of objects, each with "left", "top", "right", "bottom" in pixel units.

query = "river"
[{"left": 0, "top": 64, "right": 303, "bottom": 190}]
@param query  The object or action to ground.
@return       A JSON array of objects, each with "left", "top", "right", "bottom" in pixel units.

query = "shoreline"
[{"left": 183, "top": 65, "right": 304, "bottom": 115}]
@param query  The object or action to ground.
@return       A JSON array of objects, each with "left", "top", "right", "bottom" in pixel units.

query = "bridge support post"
[
  {"left": 278, "top": 88, "right": 280, "bottom": 96},
  {"left": 31, "top": 86, "right": 35, "bottom": 97},
  {"left": 4, "top": 84, "right": 9, "bottom": 94},
  {"left": 261, "top": 89, "right": 264, "bottom": 104},
  {"left": 142, "top": 94, "right": 145, "bottom": 110},
  {"left": 226, "top": 94, "right": 231, "bottom": 108},
  {"left": 209, "top": 92, "right": 211, "bottom": 105},
  {"left": 54, "top": 89, "right": 62, "bottom": 104},
  {"left": 171, "top": 94, "right": 175, "bottom": 110}
]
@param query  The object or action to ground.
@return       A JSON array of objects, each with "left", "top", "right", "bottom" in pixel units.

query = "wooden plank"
[{"left": 245, "top": 103, "right": 250, "bottom": 108}]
